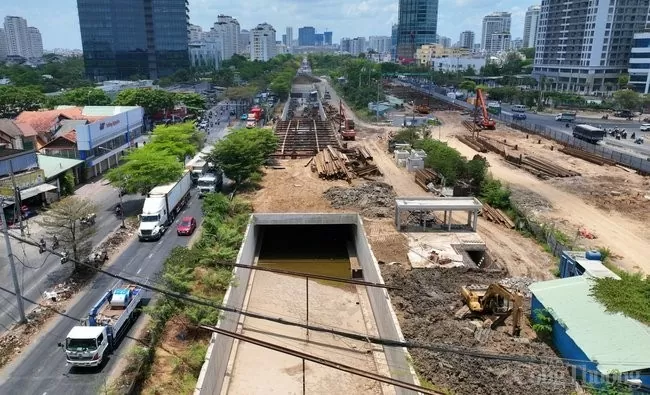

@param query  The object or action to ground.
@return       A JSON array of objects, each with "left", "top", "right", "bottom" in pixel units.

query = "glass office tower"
[
  {"left": 396, "top": 0, "right": 438, "bottom": 61},
  {"left": 77, "top": 0, "right": 189, "bottom": 81}
]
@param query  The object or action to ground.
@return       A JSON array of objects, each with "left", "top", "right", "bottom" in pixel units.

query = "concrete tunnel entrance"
[{"left": 257, "top": 224, "right": 361, "bottom": 279}]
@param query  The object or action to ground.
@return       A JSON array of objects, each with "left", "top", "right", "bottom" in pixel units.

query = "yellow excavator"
[{"left": 457, "top": 283, "right": 523, "bottom": 336}]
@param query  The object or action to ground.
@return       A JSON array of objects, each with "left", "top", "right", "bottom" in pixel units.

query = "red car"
[{"left": 177, "top": 216, "right": 197, "bottom": 236}]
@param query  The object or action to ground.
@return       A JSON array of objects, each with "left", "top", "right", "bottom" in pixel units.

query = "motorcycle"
[
  {"left": 601, "top": 114, "right": 609, "bottom": 119},
  {"left": 80, "top": 213, "right": 96, "bottom": 226},
  {"left": 38, "top": 238, "right": 46, "bottom": 254},
  {"left": 115, "top": 204, "right": 122, "bottom": 217}
]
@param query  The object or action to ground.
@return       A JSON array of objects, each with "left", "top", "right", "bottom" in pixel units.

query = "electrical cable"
[{"left": 5, "top": 228, "right": 650, "bottom": 381}]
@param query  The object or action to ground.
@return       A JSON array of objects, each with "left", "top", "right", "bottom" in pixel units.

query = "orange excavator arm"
[{"left": 476, "top": 88, "right": 490, "bottom": 121}]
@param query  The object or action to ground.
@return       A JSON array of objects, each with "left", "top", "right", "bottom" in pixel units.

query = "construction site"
[{"left": 194, "top": 67, "right": 650, "bottom": 394}]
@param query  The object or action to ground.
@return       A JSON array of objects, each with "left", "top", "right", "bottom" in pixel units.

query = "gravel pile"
[{"left": 323, "top": 182, "right": 396, "bottom": 218}]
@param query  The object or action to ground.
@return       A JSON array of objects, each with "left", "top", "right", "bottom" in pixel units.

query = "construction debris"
[
  {"left": 480, "top": 203, "right": 515, "bottom": 229},
  {"left": 506, "top": 155, "right": 581, "bottom": 179},
  {"left": 312, "top": 145, "right": 382, "bottom": 181},
  {"left": 414, "top": 169, "right": 440, "bottom": 191},
  {"left": 324, "top": 182, "right": 396, "bottom": 218}
]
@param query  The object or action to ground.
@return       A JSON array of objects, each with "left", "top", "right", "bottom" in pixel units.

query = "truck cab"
[
  {"left": 197, "top": 171, "right": 223, "bottom": 197},
  {"left": 63, "top": 326, "right": 109, "bottom": 367},
  {"left": 138, "top": 197, "right": 167, "bottom": 241}
]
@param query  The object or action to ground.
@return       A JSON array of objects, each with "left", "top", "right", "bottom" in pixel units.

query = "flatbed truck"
[{"left": 60, "top": 285, "right": 143, "bottom": 367}]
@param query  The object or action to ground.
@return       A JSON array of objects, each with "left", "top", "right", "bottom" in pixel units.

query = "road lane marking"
[
  {"left": 148, "top": 253, "right": 153, "bottom": 259},
  {"left": 502, "top": 111, "right": 513, "bottom": 116},
  {"left": 137, "top": 268, "right": 142, "bottom": 274}
]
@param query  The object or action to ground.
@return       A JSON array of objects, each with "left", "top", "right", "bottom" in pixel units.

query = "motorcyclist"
[
  {"left": 39, "top": 237, "right": 46, "bottom": 253},
  {"left": 52, "top": 235, "right": 59, "bottom": 249},
  {"left": 115, "top": 203, "right": 122, "bottom": 217}
]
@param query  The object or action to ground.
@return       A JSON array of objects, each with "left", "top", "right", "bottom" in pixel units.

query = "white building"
[
  {"left": 510, "top": 37, "right": 523, "bottom": 51},
  {"left": 239, "top": 30, "right": 250, "bottom": 55},
  {"left": 4, "top": 16, "right": 30, "bottom": 58},
  {"left": 188, "top": 24, "right": 203, "bottom": 42},
  {"left": 459, "top": 31, "right": 475, "bottom": 49},
  {"left": 523, "top": 5, "right": 540, "bottom": 48},
  {"left": 28, "top": 27, "right": 42, "bottom": 58},
  {"left": 285, "top": 27, "right": 293, "bottom": 51},
  {"left": 436, "top": 35, "right": 452, "bottom": 48},
  {"left": 533, "top": 0, "right": 649, "bottom": 93},
  {"left": 431, "top": 57, "right": 486, "bottom": 73},
  {"left": 189, "top": 41, "right": 221, "bottom": 70},
  {"left": 481, "top": 12, "right": 511, "bottom": 53},
  {"left": 368, "top": 36, "right": 391, "bottom": 53},
  {"left": 250, "top": 23, "right": 277, "bottom": 61},
  {"left": 629, "top": 32, "right": 650, "bottom": 94},
  {"left": 489, "top": 33, "right": 511, "bottom": 54},
  {"left": 212, "top": 15, "right": 240, "bottom": 60},
  {"left": 276, "top": 42, "right": 288, "bottom": 55},
  {"left": 350, "top": 37, "right": 366, "bottom": 56},
  {"left": 0, "top": 28, "right": 7, "bottom": 60}
]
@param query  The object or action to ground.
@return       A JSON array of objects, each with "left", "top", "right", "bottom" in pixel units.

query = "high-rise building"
[
  {"left": 629, "top": 32, "right": 650, "bottom": 94},
  {"left": 213, "top": 15, "right": 240, "bottom": 61},
  {"left": 350, "top": 37, "right": 366, "bottom": 56},
  {"left": 250, "top": 23, "right": 277, "bottom": 61},
  {"left": 0, "top": 29, "right": 6, "bottom": 60},
  {"left": 396, "top": 0, "right": 439, "bottom": 60},
  {"left": 369, "top": 36, "right": 392, "bottom": 53},
  {"left": 28, "top": 27, "right": 43, "bottom": 58},
  {"left": 391, "top": 24, "right": 398, "bottom": 59},
  {"left": 510, "top": 37, "right": 523, "bottom": 51},
  {"left": 4, "top": 16, "right": 31, "bottom": 58},
  {"left": 481, "top": 12, "right": 511, "bottom": 52},
  {"left": 298, "top": 26, "right": 316, "bottom": 46},
  {"left": 533, "top": 0, "right": 650, "bottom": 93},
  {"left": 340, "top": 37, "right": 351, "bottom": 53},
  {"left": 286, "top": 27, "right": 293, "bottom": 49},
  {"left": 523, "top": 5, "right": 541, "bottom": 48},
  {"left": 315, "top": 33, "right": 324, "bottom": 46},
  {"left": 489, "top": 33, "right": 511, "bottom": 54},
  {"left": 77, "top": 0, "right": 190, "bottom": 81},
  {"left": 459, "top": 31, "right": 475, "bottom": 49},
  {"left": 188, "top": 24, "right": 203, "bottom": 42},
  {"left": 324, "top": 31, "right": 333, "bottom": 46},
  {"left": 239, "top": 30, "right": 250, "bottom": 54},
  {"left": 436, "top": 35, "right": 451, "bottom": 48}
]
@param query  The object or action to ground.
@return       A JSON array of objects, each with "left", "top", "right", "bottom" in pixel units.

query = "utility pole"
[
  {"left": 0, "top": 198, "right": 27, "bottom": 324},
  {"left": 8, "top": 162, "right": 24, "bottom": 236}
]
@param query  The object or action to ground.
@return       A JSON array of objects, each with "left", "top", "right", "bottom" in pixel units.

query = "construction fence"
[{"left": 404, "top": 81, "right": 650, "bottom": 175}]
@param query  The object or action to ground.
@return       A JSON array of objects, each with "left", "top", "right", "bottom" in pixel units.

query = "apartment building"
[
  {"left": 629, "top": 32, "right": 650, "bottom": 94},
  {"left": 482, "top": 12, "right": 511, "bottom": 53},
  {"left": 213, "top": 15, "right": 240, "bottom": 61},
  {"left": 459, "top": 31, "right": 475, "bottom": 49},
  {"left": 533, "top": 0, "right": 650, "bottom": 93},
  {"left": 250, "top": 23, "right": 277, "bottom": 61},
  {"left": 523, "top": 5, "right": 541, "bottom": 48}
]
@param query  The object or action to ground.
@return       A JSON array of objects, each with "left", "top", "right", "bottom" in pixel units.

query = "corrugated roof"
[
  {"left": 55, "top": 120, "right": 88, "bottom": 138},
  {"left": 530, "top": 276, "right": 650, "bottom": 374},
  {"left": 15, "top": 107, "right": 86, "bottom": 133},
  {"left": 37, "top": 154, "right": 84, "bottom": 179}
]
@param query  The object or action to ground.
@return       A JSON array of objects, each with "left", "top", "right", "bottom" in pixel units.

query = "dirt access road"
[{"left": 436, "top": 112, "right": 650, "bottom": 273}]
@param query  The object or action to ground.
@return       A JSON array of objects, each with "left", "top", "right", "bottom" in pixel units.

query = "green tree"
[
  {"left": 519, "top": 47, "right": 535, "bottom": 61},
  {"left": 208, "top": 128, "right": 278, "bottom": 186},
  {"left": 0, "top": 86, "right": 46, "bottom": 118},
  {"left": 175, "top": 93, "right": 206, "bottom": 115},
  {"left": 37, "top": 197, "right": 97, "bottom": 269},
  {"left": 459, "top": 80, "right": 476, "bottom": 92},
  {"left": 114, "top": 88, "right": 175, "bottom": 116},
  {"left": 501, "top": 52, "right": 525, "bottom": 75},
  {"left": 50, "top": 87, "right": 112, "bottom": 107},
  {"left": 106, "top": 148, "right": 184, "bottom": 194},
  {"left": 612, "top": 89, "right": 641, "bottom": 110},
  {"left": 618, "top": 74, "right": 630, "bottom": 89},
  {"left": 147, "top": 122, "right": 203, "bottom": 160},
  {"left": 481, "top": 62, "right": 501, "bottom": 77}
]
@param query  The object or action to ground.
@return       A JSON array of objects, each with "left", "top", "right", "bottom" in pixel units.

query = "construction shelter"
[{"left": 394, "top": 197, "right": 482, "bottom": 232}]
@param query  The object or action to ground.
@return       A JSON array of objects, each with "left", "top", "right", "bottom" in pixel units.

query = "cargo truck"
[
  {"left": 197, "top": 171, "right": 223, "bottom": 197},
  {"left": 185, "top": 156, "right": 209, "bottom": 185},
  {"left": 60, "top": 284, "right": 143, "bottom": 367},
  {"left": 138, "top": 171, "right": 192, "bottom": 241}
]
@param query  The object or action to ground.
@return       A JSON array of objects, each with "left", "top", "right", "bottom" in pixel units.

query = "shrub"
[{"left": 480, "top": 177, "right": 511, "bottom": 209}]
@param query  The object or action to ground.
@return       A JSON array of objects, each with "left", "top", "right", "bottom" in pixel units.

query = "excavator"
[
  {"left": 456, "top": 283, "right": 523, "bottom": 336},
  {"left": 338, "top": 100, "right": 356, "bottom": 141},
  {"left": 474, "top": 88, "right": 496, "bottom": 130}
]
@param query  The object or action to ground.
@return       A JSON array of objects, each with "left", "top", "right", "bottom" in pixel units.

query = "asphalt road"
[{"left": 0, "top": 103, "right": 232, "bottom": 395}]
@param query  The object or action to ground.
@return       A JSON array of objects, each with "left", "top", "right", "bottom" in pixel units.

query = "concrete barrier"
[{"left": 194, "top": 213, "right": 418, "bottom": 395}]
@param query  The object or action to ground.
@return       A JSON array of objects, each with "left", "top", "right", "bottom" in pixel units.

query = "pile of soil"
[
  {"left": 382, "top": 265, "right": 575, "bottom": 395},
  {"left": 323, "top": 182, "right": 396, "bottom": 218}
]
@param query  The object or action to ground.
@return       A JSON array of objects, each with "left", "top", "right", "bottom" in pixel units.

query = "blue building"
[
  {"left": 324, "top": 31, "right": 332, "bottom": 46},
  {"left": 396, "top": 0, "right": 439, "bottom": 61},
  {"left": 298, "top": 26, "right": 316, "bottom": 46},
  {"left": 315, "top": 33, "right": 324, "bottom": 46},
  {"left": 558, "top": 250, "right": 620, "bottom": 280},
  {"left": 530, "top": 276, "right": 650, "bottom": 388}
]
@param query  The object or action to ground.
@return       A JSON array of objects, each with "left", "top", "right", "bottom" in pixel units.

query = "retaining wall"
[{"left": 194, "top": 213, "right": 418, "bottom": 395}]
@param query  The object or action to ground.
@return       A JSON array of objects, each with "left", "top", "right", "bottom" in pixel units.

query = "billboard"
[{"left": 0, "top": 169, "right": 45, "bottom": 197}]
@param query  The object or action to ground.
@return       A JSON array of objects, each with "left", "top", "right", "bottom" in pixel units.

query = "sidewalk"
[{"left": 0, "top": 179, "right": 128, "bottom": 331}]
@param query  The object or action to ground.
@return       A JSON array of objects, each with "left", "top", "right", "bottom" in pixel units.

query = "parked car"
[
  {"left": 512, "top": 113, "right": 527, "bottom": 120},
  {"left": 177, "top": 216, "right": 197, "bottom": 236},
  {"left": 640, "top": 124, "right": 650, "bottom": 132}
]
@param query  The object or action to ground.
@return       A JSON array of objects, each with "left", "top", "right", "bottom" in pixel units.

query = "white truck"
[
  {"left": 186, "top": 155, "right": 209, "bottom": 185},
  {"left": 197, "top": 171, "right": 223, "bottom": 197},
  {"left": 138, "top": 171, "right": 192, "bottom": 241},
  {"left": 60, "top": 285, "right": 143, "bottom": 368}
]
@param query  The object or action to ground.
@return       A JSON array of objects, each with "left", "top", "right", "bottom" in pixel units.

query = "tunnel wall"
[{"left": 195, "top": 213, "right": 418, "bottom": 395}]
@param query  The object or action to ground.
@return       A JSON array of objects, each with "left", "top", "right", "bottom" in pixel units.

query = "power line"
[
  {"left": 7, "top": 229, "right": 650, "bottom": 374},
  {"left": 200, "top": 324, "right": 443, "bottom": 395}
]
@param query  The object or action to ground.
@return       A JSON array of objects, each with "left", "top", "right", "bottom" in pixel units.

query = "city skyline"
[{"left": 2, "top": 0, "right": 539, "bottom": 50}]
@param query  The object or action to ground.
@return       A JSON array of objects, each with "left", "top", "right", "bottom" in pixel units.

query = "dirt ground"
[
  {"left": 435, "top": 112, "right": 650, "bottom": 272},
  {"left": 382, "top": 264, "right": 575, "bottom": 395}
]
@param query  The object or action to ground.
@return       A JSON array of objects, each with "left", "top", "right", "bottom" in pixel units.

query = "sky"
[{"left": 1, "top": 0, "right": 539, "bottom": 50}]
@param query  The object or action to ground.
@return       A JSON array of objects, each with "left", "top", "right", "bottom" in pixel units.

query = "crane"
[{"left": 474, "top": 88, "right": 496, "bottom": 130}]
